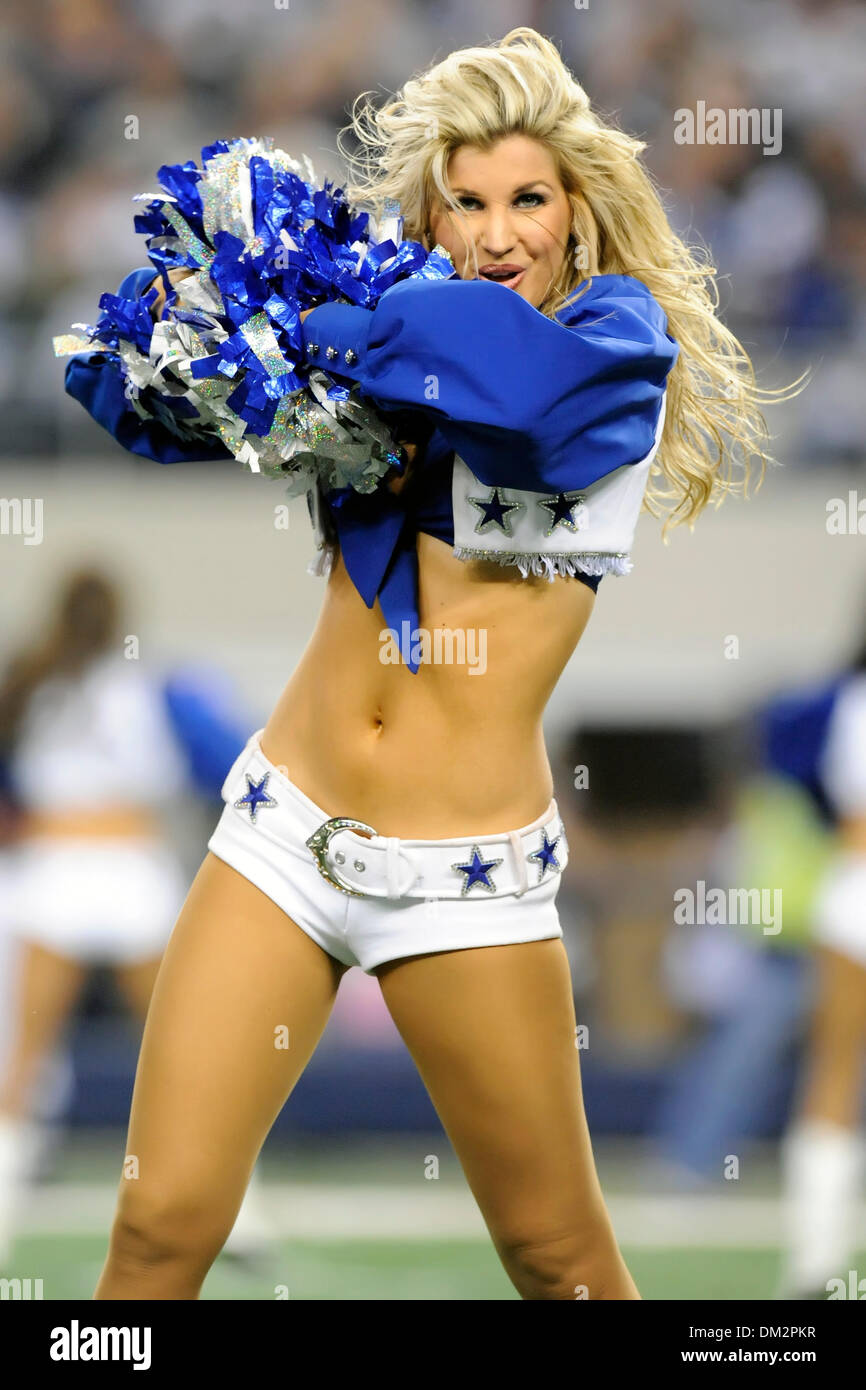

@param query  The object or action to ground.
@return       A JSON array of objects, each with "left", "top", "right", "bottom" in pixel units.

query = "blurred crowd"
[{"left": 1, "top": 0, "right": 864, "bottom": 461}]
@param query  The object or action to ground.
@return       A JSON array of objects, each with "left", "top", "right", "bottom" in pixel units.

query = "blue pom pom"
[{"left": 57, "top": 137, "right": 457, "bottom": 487}]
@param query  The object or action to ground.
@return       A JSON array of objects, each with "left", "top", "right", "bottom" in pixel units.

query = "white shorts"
[
  {"left": 206, "top": 730, "right": 566, "bottom": 975},
  {"left": 812, "top": 853, "right": 866, "bottom": 970},
  {"left": 6, "top": 837, "right": 188, "bottom": 964}
]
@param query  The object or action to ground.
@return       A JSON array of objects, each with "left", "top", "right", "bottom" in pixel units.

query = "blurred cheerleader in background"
[
  {"left": 778, "top": 631, "right": 866, "bottom": 1298},
  {"left": 0, "top": 568, "right": 270, "bottom": 1271}
]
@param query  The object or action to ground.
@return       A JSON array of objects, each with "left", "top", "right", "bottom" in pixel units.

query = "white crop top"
[
  {"left": 9, "top": 652, "right": 188, "bottom": 812},
  {"left": 819, "top": 673, "right": 866, "bottom": 819}
]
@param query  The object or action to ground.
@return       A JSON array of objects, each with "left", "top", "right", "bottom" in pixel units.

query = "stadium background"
[{"left": 1, "top": 0, "right": 865, "bottom": 1298}]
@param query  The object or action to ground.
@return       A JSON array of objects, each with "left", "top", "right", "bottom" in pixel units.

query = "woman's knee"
[
  {"left": 108, "top": 1186, "right": 237, "bottom": 1273},
  {"left": 497, "top": 1221, "right": 636, "bottom": 1301}
]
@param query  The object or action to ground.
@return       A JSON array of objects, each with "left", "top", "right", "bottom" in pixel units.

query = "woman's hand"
[
  {"left": 147, "top": 267, "right": 195, "bottom": 321},
  {"left": 298, "top": 299, "right": 413, "bottom": 491},
  {"left": 295, "top": 300, "right": 418, "bottom": 490},
  {"left": 385, "top": 441, "right": 418, "bottom": 495}
]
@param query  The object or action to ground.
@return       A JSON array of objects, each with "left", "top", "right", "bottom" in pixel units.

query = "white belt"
[
  {"left": 305, "top": 809, "right": 568, "bottom": 900},
  {"left": 223, "top": 730, "right": 568, "bottom": 901}
]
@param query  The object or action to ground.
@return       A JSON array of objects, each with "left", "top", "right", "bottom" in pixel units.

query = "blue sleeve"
[
  {"left": 302, "top": 273, "right": 679, "bottom": 493},
  {"left": 63, "top": 267, "right": 234, "bottom": 465},
  {"left": 758, "top": 679, "right": 843, "bottom": 827},
  {"left": 117, "top": 266, "right": 160, "bottom": 301},
  {"left": 162, "top": 668, "right": 251, "bottom": 799}
]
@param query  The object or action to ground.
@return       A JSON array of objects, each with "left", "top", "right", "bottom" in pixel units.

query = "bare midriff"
[
  {"left": 18, "top": 807, "right": 161, "bottom": 840},
  {"left": 261, "top": 532, "right": 596, "bottom": 838}
]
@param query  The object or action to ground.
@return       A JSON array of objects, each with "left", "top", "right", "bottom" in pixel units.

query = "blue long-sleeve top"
[{"left": 64, "top": 269, "right": 679, "bottom": 668}]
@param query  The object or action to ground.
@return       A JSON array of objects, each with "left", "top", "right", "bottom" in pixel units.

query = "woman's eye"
[{"left": 455, "top": 192, "right": 546, "bottom": 211}]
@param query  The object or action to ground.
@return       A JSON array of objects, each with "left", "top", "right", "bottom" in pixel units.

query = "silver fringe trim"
[
  {"left": 452, "top": 548, "right": 633, "bottom": 581},
  {"left": 307, "top": 543, "right": 632, "bottom": 583}
]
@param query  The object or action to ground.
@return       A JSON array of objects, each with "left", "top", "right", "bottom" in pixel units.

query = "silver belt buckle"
[{"left": 305, "top": 817, "right": 379, "bottom": 897}]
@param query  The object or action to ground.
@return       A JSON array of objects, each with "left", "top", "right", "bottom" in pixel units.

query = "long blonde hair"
[{"left": 338, "top": 26, "right": 808, "bottom": 536}]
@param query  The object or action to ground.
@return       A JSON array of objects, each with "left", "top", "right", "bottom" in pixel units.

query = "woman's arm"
[
  {"left": 301, "top": 274, "right": 679, "bottom": 493},
  {"left": 146, "top": 267, "right": 195, "bottom": 320}
]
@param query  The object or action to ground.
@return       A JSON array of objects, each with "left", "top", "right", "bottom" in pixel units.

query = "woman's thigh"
[
  {"left": 801, "top": 944, "right": 866, "bottom": 1127},
  {"left": 112, "top": 956, "right": 162, "bottom": 1024},
  {"left": 0, "top": 939, "right": 87, "bottom": 1113},
  {"left": 116, "top": 850, "right": 348, "bottom": 1235},
  {"left": 374, "top": 937, "right": 628, "bottom": 1293}
]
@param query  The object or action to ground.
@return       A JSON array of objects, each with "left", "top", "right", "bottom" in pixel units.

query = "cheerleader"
[
  {"left": 0, "top": 569, "right": 270, "bottom": 1269},
  {"left": 778, "top": 654, "right": 866, "bottom": 1297},
  {"left": 65, "top": 28, "right": 800, "bottom": 1300}
]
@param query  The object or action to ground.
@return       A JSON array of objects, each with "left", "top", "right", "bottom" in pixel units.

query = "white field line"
[{"left": 19, "top": 1185, "right": 866, "bottom": 1247}]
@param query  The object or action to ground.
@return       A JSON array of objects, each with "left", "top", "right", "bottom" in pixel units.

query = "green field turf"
[
  {"left": 4, "top": 1137, "right": 864, "bottom": 1300},
  {"left": 8, "top": 1236, "right": 865, "bottom": 1300}
]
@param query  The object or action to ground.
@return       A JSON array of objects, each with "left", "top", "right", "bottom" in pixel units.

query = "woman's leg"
[
  {"left": 95, "top": 851, "right": 349, "bottom": 1299},
  {"left": 799, "top": 945, "right": 866, "bottom": 1128},
  {"left": 111, "top": 949, "right": 274, "bottom": 1262},
  {"left": 0, "top": 940, "right": 87, "bottom": 1115},
  {"left": 0, "top": 940, "right": 87, "bottom": 1265},
  {"left": 113, "top": 945, "right": 276, "bottom": 1262},
  {"left": 779, "top": 945, "right": 866, "bottom": 1294},
  {"left": 374, "top": 937, "right": 638, "bottom": 1300},
  {"left": 112, "top": 956, "right": 162, "bottom": 1023}
]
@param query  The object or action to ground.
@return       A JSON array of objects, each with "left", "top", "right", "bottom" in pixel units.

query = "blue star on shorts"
[
  {"left": 527, "top": 828, "right": 561, "bottom": 881},
  {"left": 452, "top": 845, "right": 504, "bottom": 896},
  {"left": 234, "top": 772, "right": 278, "bottom": 824}
]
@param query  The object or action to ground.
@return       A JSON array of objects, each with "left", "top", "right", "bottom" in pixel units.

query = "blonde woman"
[{"left": 69, "top": 28, "right": 798, "bottom": 1300}]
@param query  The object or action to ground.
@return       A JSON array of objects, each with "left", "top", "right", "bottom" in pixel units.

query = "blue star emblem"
[
  {"left": 234, "top": 772, "right": 278, "bottom": 823},
  {"left": 452, "top": 845, "right": 504, "bottom": 896},
  {"left": 527, "top": 828, "right": 561, "bottom": 881},
  {"left": 468, "top": 487, "right": 524, "bottom": 537},
  {"left": 536, "top": 492, "right": 587, "bottom": 536}
]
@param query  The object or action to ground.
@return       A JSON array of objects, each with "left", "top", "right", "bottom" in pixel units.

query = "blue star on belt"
[
  {"left": 468, "top": 487, "right": 524, "bottom": 537},
  {"left": 527, "top": 828, "right": 561, "bottom": 880},
  {"left": 452, "top": 845, "right": 504, "bottom": 895},
  {"left": 536, "top": 492, "right": 587, "bottom": 536},
  {"left": 234, "top": 772, "right": 278, "bottom": 823}
]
